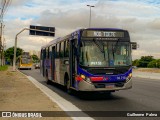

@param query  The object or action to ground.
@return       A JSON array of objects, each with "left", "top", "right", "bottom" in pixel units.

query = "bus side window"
[
  {"left": 46, "top": 47, "right": 49, "bottom": 59},
  {"left": 40, "top": 50, "right": 43, "bottom": 60},
  {"left": 49, "top": 46, "right": 52, "bottom": 59},
  {"left": 48, "top": 47, "right": 49, "bottom": 59},
  {"left": 59, "top": 43, "right": 61, "bottom": 58},
  {"left": 65, "top": 40, "right": 69, "bottom": 57},
  {"left": 56, "top": 43, "right": 59, "bottom": 58},
  {"left": 64, "top": 41, "right": 66, "bottom": 57},
  {"left": 43, "top": 49, "right": 46, "bottom": 59},
  {"left": 46, "top": 48, "right": 48, "bottom": 59},
  {"left": 60, "top": 42, "right": 64, "bottom": 58},
  {"left": 74, "top": 39, "right": 78, "bottom": 56}
]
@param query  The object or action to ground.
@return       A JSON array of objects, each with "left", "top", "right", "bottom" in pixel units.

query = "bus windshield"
[
  {"left": 21, "top": 58, "right": 32, "bottom": 64},
  {"left": 79, "top": 40, "right": 132, "bottom": 67}
]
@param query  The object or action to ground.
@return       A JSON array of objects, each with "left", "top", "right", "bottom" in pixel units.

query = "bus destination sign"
[{"left": 82, "top": 30, "right": 125, "bottom": 38}]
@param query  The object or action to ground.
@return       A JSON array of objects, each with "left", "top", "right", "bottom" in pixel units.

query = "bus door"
[
  {"left": 51, "top": 46, "right": 55, "bottom": 81},
  {"left": 69, "top": 39, "right": 77, "bottom": 87}
]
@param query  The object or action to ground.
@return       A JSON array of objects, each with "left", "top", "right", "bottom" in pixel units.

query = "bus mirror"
[
  {"left": 64, "top": 60, "right": 69, "bottom": 65},
  {"left": 131, "top": 42, "right": 137, "bottom": 50}
]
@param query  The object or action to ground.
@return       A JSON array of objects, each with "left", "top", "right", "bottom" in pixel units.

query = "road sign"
[{"left": 29, "top": 25, "right": 55, "bottom": 37}]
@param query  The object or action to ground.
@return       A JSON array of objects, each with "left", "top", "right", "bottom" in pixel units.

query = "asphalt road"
[{"left": 20, "top": 68, "right": 160, "bottom": 120}]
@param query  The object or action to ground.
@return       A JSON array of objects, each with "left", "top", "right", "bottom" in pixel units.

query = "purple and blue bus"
[{"left": 40, "top": 28, "right": 137, "bottom": 93}]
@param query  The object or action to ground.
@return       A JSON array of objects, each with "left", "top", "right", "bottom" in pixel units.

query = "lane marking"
[{"left": 27, "top": 76, "right": 94, "bottom": 120}]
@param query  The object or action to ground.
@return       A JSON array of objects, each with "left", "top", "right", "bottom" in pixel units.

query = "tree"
[
  {"left": 138, "top": 56, "right": 155, "bottom": 67},
  {"left": 132, "top": 59, "right": 140, "bottom": 67},
  {"left": 147, "top": 60, "right": 157, "bottom": 68},
  {"left": 4, "top": 47, "right": 24, "bottom": 65},
  {"left": 156, "top": 59, "right": 160, "bottom": 68},
  {"left": 31, "top": 54, "right": 39, "bottom": 63}
]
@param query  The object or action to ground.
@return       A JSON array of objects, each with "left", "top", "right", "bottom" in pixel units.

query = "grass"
[
  {"left": 0, "top": 65, "right": 8, "bottom": 71},
  {"left": 133, "top": 68, "right": 160, "bottom": 73}
]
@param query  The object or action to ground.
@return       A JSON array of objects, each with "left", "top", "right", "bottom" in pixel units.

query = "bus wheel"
[
  {"left": 46, "top": 70, "right": 51, "bottom": 84},
  {"left": 66, "top": 80, "right": 72, "bottom": 94},
  {"left": 65, "top": 76, "right": 72, "bottom": 94}
]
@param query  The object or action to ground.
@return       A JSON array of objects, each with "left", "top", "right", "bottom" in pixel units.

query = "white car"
[{"left": 34, "top": 63, "right": 40, "bottom": 69}]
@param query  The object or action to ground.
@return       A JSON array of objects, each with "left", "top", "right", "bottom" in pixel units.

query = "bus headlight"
[
  {"left": 80, "top": 74, "right": 92, "bottom": 84},
  {"left": 126, "top": 73, "right": 132, "bottom": 82},
  {"left": 128, "top": 73, "right": 132, "bottom": 79},
  {"left": 80, "top": 74, "right": 86, "bottom": 79}
]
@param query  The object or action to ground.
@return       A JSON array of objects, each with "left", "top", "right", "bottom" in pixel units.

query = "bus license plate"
[{"left": 105, "top": 84, "right": 114, "bottom": 88}]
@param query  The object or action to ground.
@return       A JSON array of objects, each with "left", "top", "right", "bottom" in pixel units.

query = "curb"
[{"left": 18, "top": 70, "right": 94, "bottom": 120}]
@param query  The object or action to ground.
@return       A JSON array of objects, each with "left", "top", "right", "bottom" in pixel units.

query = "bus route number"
[{"left": 117, "top": 76, "right": 126, "bottom": 80}]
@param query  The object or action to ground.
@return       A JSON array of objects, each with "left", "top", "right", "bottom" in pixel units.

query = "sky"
[{"left": 2, "top": 0, "right": 160, "bottom": 60}]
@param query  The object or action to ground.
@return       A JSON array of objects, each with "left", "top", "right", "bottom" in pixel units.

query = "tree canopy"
[
  {"left": 132, "top": 56, "right": 160, "bottom": 68},
  {"left": 31, "top": 54, "right": 40, "bottom": 63},
  {"left": 4, "top": 47, "right": 24, "bottom": 65}
]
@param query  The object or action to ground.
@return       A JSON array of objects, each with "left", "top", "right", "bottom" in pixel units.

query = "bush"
[
  {"left": 133, "top": 56, "right": 160, "bottom": 68},
  {"left": 156, "top": 59, "right": 160, "bottom": 68},
  {"left": 147, "top": 60, "right": 157, "bottom": 68}
]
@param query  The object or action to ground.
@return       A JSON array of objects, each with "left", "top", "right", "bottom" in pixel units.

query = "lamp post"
[
  {"left": 87, "top": 5, "right": 95, "bottom": 28},
  {"left": 12, "top": 27, "right": 55, "bottom": 71}
]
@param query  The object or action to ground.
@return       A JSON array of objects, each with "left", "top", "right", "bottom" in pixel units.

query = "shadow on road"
[{"left": 40, "top": 80, "right": 124, "bottom": 101}]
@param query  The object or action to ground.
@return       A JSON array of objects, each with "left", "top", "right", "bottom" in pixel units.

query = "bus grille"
[{"left": 87, "top": 68, "right": 128, "bottom": 75}]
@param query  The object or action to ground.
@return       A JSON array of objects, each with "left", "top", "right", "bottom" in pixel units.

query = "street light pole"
[
  {"left": 87, "top": 5, "right": 95, "bottom": 28},
  {"left": 12, "top": 28, "right": 55, "bottom": 71},
  {"left": 13, "top": 28, "right": 28, "bottom": 71}
]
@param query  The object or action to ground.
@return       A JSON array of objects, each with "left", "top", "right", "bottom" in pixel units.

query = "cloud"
[
  {"left": 148, "top": 18, "right": 160, "bottom": 30},
  {"left": 3, "top": 0, "right": 160, "bottom": 60},
  {"left": 10, "top": 0, "right": 29, "bottom": 6}
]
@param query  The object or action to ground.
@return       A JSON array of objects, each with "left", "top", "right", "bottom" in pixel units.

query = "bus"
[
  {"left": 40, "top": 28, "right": 137, "bottom": 93},
  {"left": 17, "top": 52, "right": 33, "bottom": 70}
]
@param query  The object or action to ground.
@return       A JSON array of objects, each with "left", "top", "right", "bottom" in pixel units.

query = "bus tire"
[
  {"left": 46, "top": 70, "right": 51, "bottom": 84},
  {"left": 64, "top": 74, "right": 72, "bottom": 94}
]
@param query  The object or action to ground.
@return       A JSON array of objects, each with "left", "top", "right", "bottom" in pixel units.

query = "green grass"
[{"left": 0, "top": 65, "right": 8, "bottom": 71}]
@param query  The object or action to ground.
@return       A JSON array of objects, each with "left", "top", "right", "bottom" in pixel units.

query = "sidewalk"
[{"left": 0, "top": 67, "right": 71, "bottom": 120}]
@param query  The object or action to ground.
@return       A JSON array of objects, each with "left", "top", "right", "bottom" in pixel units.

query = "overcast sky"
[{"left": 2, "top": 0, "right": 160, "bottom": 60}]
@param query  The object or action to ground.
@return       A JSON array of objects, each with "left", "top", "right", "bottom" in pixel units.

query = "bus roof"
[
  {"left": 85, "top": 28, "right": 125, "bottom": 31},
  {"left": 41, "top": 28, "right": 127, "bottom": 49}
]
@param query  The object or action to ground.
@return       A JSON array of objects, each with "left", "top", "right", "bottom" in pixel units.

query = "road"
[{"left": 20, "top": 69, "right": 160, "bottom": 120}]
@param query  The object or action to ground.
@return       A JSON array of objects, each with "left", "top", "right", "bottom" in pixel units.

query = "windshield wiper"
[
  {"left": 93, "top": 39, "right": 104, "bottom": 53},
  {"left": 112, "top": 38, "right": 120, "bottom": 60},
  {"left": 113, "top": 38, "right": 120, "bottom": 52}
]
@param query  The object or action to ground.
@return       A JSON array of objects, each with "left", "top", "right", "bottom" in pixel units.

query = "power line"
[
  {"left": 0, "top": 0, "right": 11, "bottom": 22},
  {"left": 0, "top": 0, "right": 12, "bottom": 66}
]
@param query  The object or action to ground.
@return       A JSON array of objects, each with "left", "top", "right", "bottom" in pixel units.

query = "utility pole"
[
  {"left": 0, "top": 22, "right": 3, "bottom": 66},
  {"left": 3, "top": 37, "right": 6, "bottom": 65}
]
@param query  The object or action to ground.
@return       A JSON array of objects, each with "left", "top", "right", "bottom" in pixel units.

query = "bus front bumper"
[
  {"left": 77, "top": 79, "right": 132, "bottom": 92},
  {"left": 19, "top": 66, "right": 32, "bottom": 69}
]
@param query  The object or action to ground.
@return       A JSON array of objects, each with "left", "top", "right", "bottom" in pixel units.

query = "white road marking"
[{"left": 27, "top": 76, "right": 94, "bottom": 120}]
